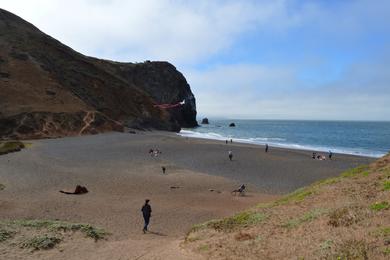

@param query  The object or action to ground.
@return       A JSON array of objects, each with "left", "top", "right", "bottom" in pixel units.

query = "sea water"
[{"left": 179, "top": 120, "right": 390, "bottom": 158}]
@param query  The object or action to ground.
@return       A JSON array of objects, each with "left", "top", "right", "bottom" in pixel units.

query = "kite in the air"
[{"left": 153, "top": 99, "right": 185, "bottom": 109}]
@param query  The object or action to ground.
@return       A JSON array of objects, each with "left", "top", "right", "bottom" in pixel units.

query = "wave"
[{"left": 178, "top": 130, "right": 385, "bottom": 158}]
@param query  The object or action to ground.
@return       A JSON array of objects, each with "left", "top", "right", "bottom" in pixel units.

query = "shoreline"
[{"left": 178, "top": 129, "right": 386, "bottom": 158}]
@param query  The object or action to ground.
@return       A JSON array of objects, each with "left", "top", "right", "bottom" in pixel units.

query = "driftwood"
[{"left": 60, "top": 185, "right": 88, "bottom": 195}]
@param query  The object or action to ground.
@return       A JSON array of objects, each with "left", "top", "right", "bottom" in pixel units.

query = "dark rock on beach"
[{"left": 0, "top": 8, "right": 197, "bottom": 139}]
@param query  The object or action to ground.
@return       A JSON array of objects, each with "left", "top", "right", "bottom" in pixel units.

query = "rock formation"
[
  {"left": 229, "top": 123, "right": 236, "bottom": 127},
  {"left": 201, "top": 118, "right": 209, "bottom": 124},
  {"left": 0, "top": 8, "right": 197, "bottom": 140}
]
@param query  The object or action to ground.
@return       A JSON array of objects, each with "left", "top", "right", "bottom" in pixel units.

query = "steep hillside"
[
  {"left": 185, "top": 154, "right": 390, "bottom": 259},
  {"left": 0, "top": 8, "right": 197, "bottom": 139}
]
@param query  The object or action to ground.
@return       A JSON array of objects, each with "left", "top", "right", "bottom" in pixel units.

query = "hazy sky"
[{"left": 1, "top": 0, "right": 390, "bottom": 120}]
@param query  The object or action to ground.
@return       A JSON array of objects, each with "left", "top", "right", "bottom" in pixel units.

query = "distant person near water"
[
  {"left": 141, "top": 199, "right": 152, "bottom": 233},
  {"left": 312, "top": 152, "right": 316, "bottom": 159},
  {"left": 230, "top": 139, "right": 233, "bottom": 143},
  {"left": 228, "top": 151, "right": 233, "bottom": 161},
  {"left": 162, "top": 166, "right": 166, "bottom": 174},
  {"left": 225, "top": 140, "right": 228, "bottom": 144},
  {"left": 328, "top": 151, "right": 333, "bottom": 159},
  {"left": 265, "top": 144, "right": 269, "bottom": 153}
]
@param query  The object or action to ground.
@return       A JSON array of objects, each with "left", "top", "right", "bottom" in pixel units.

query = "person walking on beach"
[
  {"left": 265, "top": 144, "right": 269, "bottom": 153},
  {"left": 141, "top": 199, "right": 152, "bottom": 233},
  {"left": 328, "top": 150, "right": 333, "bottom": 159},
  {"left": 228, "top": 151, "right": 233, "bottom": 161},
  {"left": 162, "top": 166, "right": 166, "bottom": 174}
]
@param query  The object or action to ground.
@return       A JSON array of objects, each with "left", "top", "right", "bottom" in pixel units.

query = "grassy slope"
[{"left": 185, "top": 155, "right": 390, "bottom": 259}]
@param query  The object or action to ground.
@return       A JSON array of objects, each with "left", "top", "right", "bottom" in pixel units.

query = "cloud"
[
  {"left": 187, "top": 59, "right": 390, "bottom": 120},
  {"left": 1, "top": 0, "right": 389, "bottom": 120},
  {"left": 0, "top": 0, "right": 299, "bottom": 64}
]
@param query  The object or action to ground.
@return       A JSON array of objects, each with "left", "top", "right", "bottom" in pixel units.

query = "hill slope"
[
  {"left": 185, "top": 154, "right": 390, "bottom": 259},
  {"left": 0, "top": 8, "right": 197, "bottom": 139}
]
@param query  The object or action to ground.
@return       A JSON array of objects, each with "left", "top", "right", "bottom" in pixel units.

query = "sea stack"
[{"left": 201, "top": 118, "right": 209, "bottom": 124}]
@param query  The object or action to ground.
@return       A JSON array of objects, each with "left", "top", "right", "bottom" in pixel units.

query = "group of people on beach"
[
  {"left": 149, "top": 148, "right": 162, "bottom": 157},
  {"left": 225, "top": 139, "right": 233, "bottom": 144},
  {"left": 312, "top": 151, "right": 333, "bottom": 160}
]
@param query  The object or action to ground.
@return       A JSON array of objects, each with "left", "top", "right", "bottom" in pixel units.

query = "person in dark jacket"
[{"left": 141, "top": 199, "right": 152, "bottom": 233}]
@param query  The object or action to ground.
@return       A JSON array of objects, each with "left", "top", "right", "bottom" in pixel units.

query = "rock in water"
[
  {"left": 201, "top": 118, "right": 209, "bottom": 124},
  {"left": 229, "top": 123, "right": 236, "bottom": 127},
  {"left": 0, "top": 8, "right": 197, "bottom": 140}
]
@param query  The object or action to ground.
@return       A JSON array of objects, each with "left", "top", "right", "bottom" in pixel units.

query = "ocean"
[{"left": 178, "top": 120, "right": 390, "bottom": 158}]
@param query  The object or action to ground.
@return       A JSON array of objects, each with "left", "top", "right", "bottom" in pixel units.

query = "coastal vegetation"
[
  {"left": 0, "top": 141, "right": 25, "bottom": 155},
  {"left": 0, "top": 219, "right": 107, "bottom": 251},
  {"left": 185, "top": 154, "right": 390, "bottom": 259}
]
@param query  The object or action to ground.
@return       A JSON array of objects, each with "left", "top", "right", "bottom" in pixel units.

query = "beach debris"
[
  {"left": 209, "top": 189, "right": 222, "bottom": 193},
  {"left": 170, "top": 186, "right": 180, "bottom": 189},
  {"left": 59, "top": 185, "right": 88, "bottom": 195}
]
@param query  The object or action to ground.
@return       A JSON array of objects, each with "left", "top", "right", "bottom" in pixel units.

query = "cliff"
[{"left": 0, "top": 8, "right": 197, "bottom": 139}]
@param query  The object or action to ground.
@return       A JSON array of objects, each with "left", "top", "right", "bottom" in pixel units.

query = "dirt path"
[{"left": 79, "top": 111, "right": 95, "bottom": 135}]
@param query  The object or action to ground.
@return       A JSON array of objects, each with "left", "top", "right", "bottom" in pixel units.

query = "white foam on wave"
[{"left": 178, "top": 130, "right": 385, "bottom": 158}]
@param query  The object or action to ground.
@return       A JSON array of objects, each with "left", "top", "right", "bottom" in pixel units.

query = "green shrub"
[
  {"left": 6, "top": 219, "right": 107, "bottom": 240},
  {"left": 370, "top": 201, "right": 389, "bottom": 211},
  {"left": 202, "top": 211, "right": 268, "bottom": 232},
  {"left": 282, "top": 208, "right": 326, "bottom": 228},
  {"left": 0, "top": 229, "right": 14, "bottom": 242},
  {"left": 384, "top": 181, "right": 390, "bottom": 191},
  {"left": 341, "top": 165, "right": 369, "bottom": 178},
  {"left": 0, "top": 141, "right": 25, "bottom": 154},
  {"left": 21, "top": 235, "right": 61, "bottom": 250}
]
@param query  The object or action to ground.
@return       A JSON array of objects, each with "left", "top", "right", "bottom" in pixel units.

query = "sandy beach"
[{"left": 0, "top": 132, "right": 373, "bottom": 259}]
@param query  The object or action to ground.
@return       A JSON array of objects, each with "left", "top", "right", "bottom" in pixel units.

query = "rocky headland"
[{"left": 0, "top": 8, "right": 197, "bottom": 140}]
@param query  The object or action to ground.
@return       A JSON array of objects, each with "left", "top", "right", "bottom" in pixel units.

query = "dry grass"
[{"left": 185, "top": 155, "right": 390, "bottom": 259}]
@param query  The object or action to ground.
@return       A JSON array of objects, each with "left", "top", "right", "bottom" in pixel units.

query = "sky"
[{"left": 1, "top": 0, "right": 390, "bottom": 120}]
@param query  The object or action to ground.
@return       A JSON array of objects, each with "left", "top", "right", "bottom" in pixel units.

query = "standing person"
[
  {"left": 228, "top": 151, "right": 233, "bottom": 161},
  {"left": 328, "top": 151, "right": 333, "bottom": 159},
  {"left": 230, "top": 139, "right": 233, "bottom": 143},
  {"left": 162, "top": 166, "right": 166, "bottom": 174},
  {"left": 225, "top": 140, "right": 228, "bottom": 144},
  {"left": 265, "top": 144, "right": 269, "bottom": 153},
  {"left": 141, "top": 199, "right": 152, "bottom": 233}
]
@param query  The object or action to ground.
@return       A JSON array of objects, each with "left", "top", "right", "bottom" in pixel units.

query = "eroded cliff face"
[
  {"left": 0, "top": 8, "right": 197, "bottom": 140},
  {"left": 97, "top": 61, "right": 198, "bottom": 128}
]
